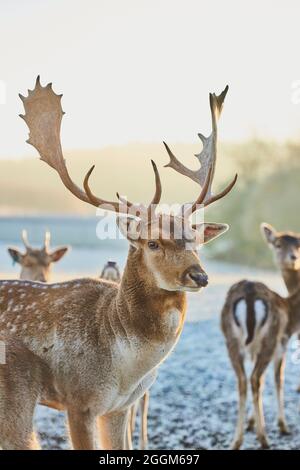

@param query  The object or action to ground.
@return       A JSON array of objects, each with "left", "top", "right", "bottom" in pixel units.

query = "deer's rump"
[{"left": 221, "top": 280, "right": 287, "bottom": 354}]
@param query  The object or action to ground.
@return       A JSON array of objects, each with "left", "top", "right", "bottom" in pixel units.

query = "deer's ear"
[
  {"left": 8, "top": 248, "right": 23, "bottom": 264},
  {"left": 117, "top": 216, "right": 141, "bottom": 246},
  {"left": 50, "top": 247, "right": 69, "bottom": 263},
  {"left": 261, "top": 223, "right": 277, "bottom": 245},
  {"left": 193, "top": 223, "right": 229, "bottom": 244}
]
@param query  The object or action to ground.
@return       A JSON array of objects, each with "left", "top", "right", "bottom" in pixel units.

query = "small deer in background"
[
  {"left": 261, "top": 223, "right": 300, "bottom": 390},
  {"left": 261, "top": 223, "right": 300, "bottom": 296},
  {"left": 221, "top": 223, "right": 300, "bottom": 450},
  {"left": 8, "top": 230, "right": 69, "bottom": 282},
  {"left": 221, "top": 273, "right": 300, "bottom": 449},
  {"left": 221, "top": 280, "right": 286, "bottom": 450},
  {"left": 0, "top": 78, "right": 236, "bottom": 450},
  {"left": 100, "top": 261, "right": 121, "bottom": 282}
]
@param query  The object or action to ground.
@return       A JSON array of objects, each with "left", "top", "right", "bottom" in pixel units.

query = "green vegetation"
[{"left": 207, "top": 139, "right": 300, "bottom": 267}]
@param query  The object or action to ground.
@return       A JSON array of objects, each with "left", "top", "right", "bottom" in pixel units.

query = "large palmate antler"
[
  {"left": 163, "top": 86, "right": 237, "bottom": 217},
  {"left": 19, "top": 76, "right": 162, "bottom": 216}
]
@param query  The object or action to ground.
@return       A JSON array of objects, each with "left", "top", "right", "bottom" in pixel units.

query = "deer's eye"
[
  {"left": 275, "top": 242, "right": 281, "bottom": 249},
  {"left": 148, "top": 241, "right": 159, "bottom": 250}
]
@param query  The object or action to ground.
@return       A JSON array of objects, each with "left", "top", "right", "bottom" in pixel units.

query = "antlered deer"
[
  {"left": 0, "top": 77, "right": 236, "bottom": 450},
  {"left": 8, "top": 230, "right": 68, "bottom": 282}
]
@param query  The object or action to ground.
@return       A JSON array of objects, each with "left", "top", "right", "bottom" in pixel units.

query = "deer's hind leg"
[
  {"left": 0, "top": 343, "right": 41, "bottom": 450},
  {"left": 251, "top": 345, "right": 276, "bottom": 449},
  {"left": 0, "top": 383, "right": 40, "bottom": 449},
  {"left": 274, "top": 337, "right": 289, "bottom": 435},
  {"left": 226, "top": 339, "right": 247, "bottom": 450}
]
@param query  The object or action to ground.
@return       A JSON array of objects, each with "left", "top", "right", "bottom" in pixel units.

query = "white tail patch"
[
  {"left": 233, "top": 298, "right": 268, "bottom": 344},
  {"left": 254, "top": 299, "right": 267, "bottom": 324},
  {"left": 234, "top": 299, "right": 247, "bottom": 337}
]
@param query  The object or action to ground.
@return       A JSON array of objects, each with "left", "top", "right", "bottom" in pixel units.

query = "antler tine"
[
  {"left": 21, "top": 230, "right": 30, "bottom": 250},
  {"left": 84, "top": 161, "right": 162, "bottom": 217},
  {"left": 44, "top": 230, "right": 51, "bottom": 251},
  {"left": 83, "top": 166, "right": 130, "bottom": 213},
  {"left": 184, "top": 170, "right": 238, "bottom": 218},
  {"left": 203, "top": 173, "right": 238, "bottom": 208},
  {"left": 163, "top": 142, "right": 199, "bottom": 185},
  {"left": 184, "top": 166, "right": 213, "bottom": 218},
  {"left": 149, "top": 160, "right": 162, "bottom": 208},
  {"left": 164, "top": 86, "right": 230, "bottom": 207}
]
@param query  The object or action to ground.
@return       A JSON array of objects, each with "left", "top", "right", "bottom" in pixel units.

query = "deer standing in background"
[
  {"left": 261, "top": 224, "right": 300, "bottom": 298},
  {"left": 221, "top": 224, "right": 300, "bottom": 450},
  {"left": 100, "top": 261, "right": 121, "bottom": 282},
  {"left": 261, "top": 224, "right": 300, "bottom": 388},
  {"left": 0, "top": 77, "right": 236, "bottom": 450},
  {"left": 8, "top": 230, "right": 68, "bottom": 282}
]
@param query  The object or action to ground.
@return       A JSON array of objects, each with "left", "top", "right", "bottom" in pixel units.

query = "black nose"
[
  {"left": 188, "top": 271, "right": 208, "bottom": 287},
  {"left": 290, "top": 254, "right": 297, "bottom": 261}
]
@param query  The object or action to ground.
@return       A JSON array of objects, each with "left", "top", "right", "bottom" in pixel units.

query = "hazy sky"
[{"left": 1, "top": 0, "right": 300, "bottom": 158}]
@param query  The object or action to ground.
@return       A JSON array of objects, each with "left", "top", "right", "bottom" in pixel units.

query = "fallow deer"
[
  {"left": 261, "top": 224, "right": 300, "bottom": 298},
  {"left": 221, "top": 224, "right": 300, "bottom": 450},
  {"left": 221, "top": 273, "right": 300, "bottom": 450},
  {"left": 0, "top": 334, "right": 52, "bottom": 449},
  {"left": 0, "top": 77, "right": 237, "bottom": 450},
  {"left": 100, "top": 261, "right": 121, "bottom": 282},
  {"left": 261, "top": 224, "right": 300, "bottom": 392},
  {"left": 8, "top": 230, "right": 68, "bottom": 282}
]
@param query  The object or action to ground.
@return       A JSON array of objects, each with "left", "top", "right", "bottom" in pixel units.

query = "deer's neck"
[
  {"left": 287, "top": 290, "right": 300, "bottom": 336},
  {"left": 281, "top": 268, "right": 300, "bottom": 295},
  {"left": 115, "top": 247, "right": 187, "bottom": 343}
]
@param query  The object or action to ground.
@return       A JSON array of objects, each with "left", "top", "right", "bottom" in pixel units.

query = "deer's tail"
[{"left": 232, "top": 281, "right": 268, "bottom": 345}]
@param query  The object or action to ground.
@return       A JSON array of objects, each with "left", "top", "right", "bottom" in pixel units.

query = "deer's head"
[
  {"left": 19, "top": 77, "right": 237, "bottom": 292},
  {"left": 261, "top": 223, "right": 300, "bottom": 271},
  {"left": 8, "top": 230, "right": 69, "bottom": 282}
]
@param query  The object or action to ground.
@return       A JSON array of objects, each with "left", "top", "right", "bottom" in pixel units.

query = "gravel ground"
[
  {"left": 34, "top": 316, "right": 300, "bottom": 450},
  {"left": 3, "top": 254, "right": 298, "bottom": 450}
]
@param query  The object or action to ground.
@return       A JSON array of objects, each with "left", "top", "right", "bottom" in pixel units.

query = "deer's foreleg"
[
  {"left": 274, "top": 341, "right": 289, "bottom": 434},
  {"left": 68, "top": 408, "right": 96, "bottom": 450},
  {"left": 227, "top": 340, "right": 247, "bottom": 450},
  {"left": 98, "top": 409, "right": 129, "bottom": 450},
  {"left": 251, "top": 353, "right": 271, "bottom": 449},
  {"left": 140, "top": 391, "right": 149, "bottom": 450}
]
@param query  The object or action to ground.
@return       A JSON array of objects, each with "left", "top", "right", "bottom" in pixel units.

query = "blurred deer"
[
  {"left": 221, "top": 278, "right": 300, "bottom": 449},
  {"left": 8, "top": 230, "right": 68, "bottom": 282},
  {"left": 221, "top": 224, "right": 300, "bottom": 450},
  {"left": 0, "top": 77, "right": 236, "bottom": 449},
  {"left": 100, "top": 261, "right": 121, "bottom": 282},
  {"left": 261, "top": 223, "right": 300, "bottom": 390},
  {"left": 261, "top": 223, "right": 300, "bottom": 296}
]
